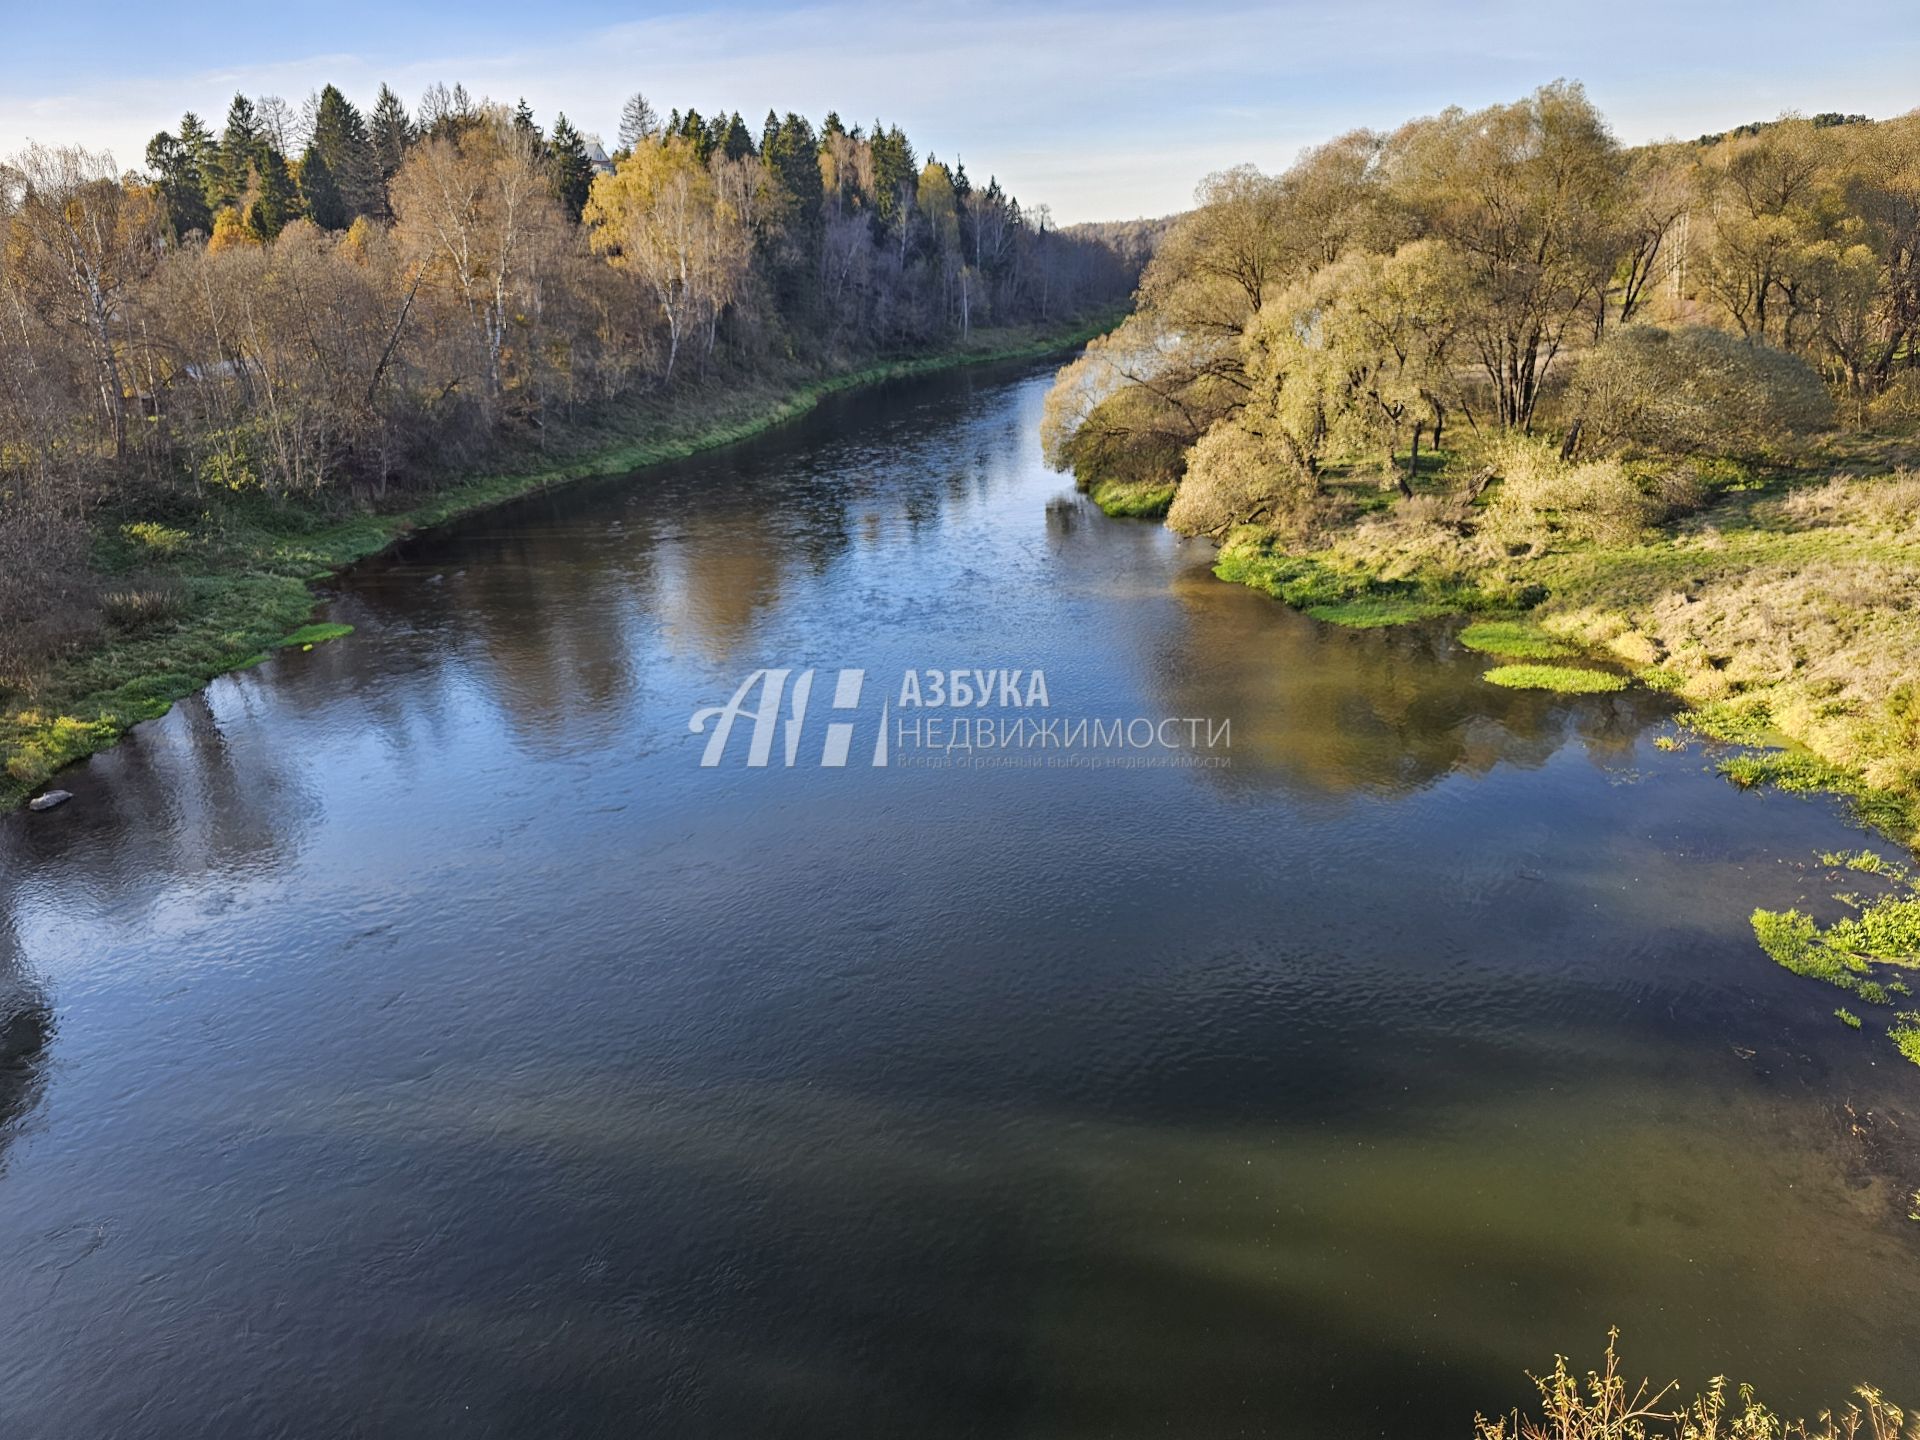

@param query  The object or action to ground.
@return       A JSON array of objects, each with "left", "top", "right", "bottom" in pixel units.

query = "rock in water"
[{"left": 28, "top": 790, "right": 72, "bottom": 813}]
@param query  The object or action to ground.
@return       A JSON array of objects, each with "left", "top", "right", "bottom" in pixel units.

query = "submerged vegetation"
[
  {"left": 1045, "top": 83, "right": 1920, "bottom": 846},
  {"left": 1752, "top": 850, "right": 1920, "bottom": 1063},
  {"left": 1479, "top": 1332, "right": 1916, "bottom": 1440}
]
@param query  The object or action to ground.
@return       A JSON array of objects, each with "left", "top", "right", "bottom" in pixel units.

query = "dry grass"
[{"left": 1217, "top": 448, "right": 1920, "bottom": 841}]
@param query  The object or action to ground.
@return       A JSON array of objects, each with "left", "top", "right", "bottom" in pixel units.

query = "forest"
[
  {"left": 0, "top": 84, "right": 1138, "bottom": 696},
  {"left": 1044, "top": 82, "right": 1920, "bottom": 848},
  {"left": 0, "top": 83, "right": 1141, "bottom": 794}
]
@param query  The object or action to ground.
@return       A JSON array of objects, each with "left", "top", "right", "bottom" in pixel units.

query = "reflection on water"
[{"left": 0, "top": 360, "right": 1915, "bottom": 1439}]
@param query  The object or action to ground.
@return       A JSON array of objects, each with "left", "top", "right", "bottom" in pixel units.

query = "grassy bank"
[
  {"left": 1086, "top": 476, "right": 1177, "bottom": 518},
  {"left": 2, "top": 316, "right": 1114, "bottom": 809},
  {"left": 1206, "top": 442, "right": 1920, "bottom": 848}
]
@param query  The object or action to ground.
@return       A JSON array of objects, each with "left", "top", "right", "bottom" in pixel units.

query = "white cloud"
[{"left": 4, "top": 0, "right": 1917, "bottom": 221}]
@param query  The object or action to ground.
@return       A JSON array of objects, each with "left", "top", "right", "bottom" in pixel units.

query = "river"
[{"left": 0, "top": 358, "right": 1915, "bottom": 1437}]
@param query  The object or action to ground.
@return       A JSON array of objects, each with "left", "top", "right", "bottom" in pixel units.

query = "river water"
[{"left": 1, "top": 359, "right": 1915, "bottom": 1437}]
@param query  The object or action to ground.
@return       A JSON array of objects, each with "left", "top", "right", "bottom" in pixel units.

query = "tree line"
[
  {"left": 0, "top": 83, "right": 1136, "bottom": 683},
  {"left": 1043, "top": 82, "right": 1920, "bottom": 536}
]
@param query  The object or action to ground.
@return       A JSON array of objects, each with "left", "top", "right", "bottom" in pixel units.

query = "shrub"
[
  {"left": 100, "top": 583, "right": 186, "bottom": 632},
  {"left": 1866, "top": 369, "right": 1920, "bottom": 432},
  {"left": 1567, "top": 324, "right": 1834, "bottom": 459},
  {"left": 0, "top": 472, "right": 97, "bottom": 690},
  {"left": 1484, "top": 436, "right": 1663, "bottom": 547},
  {"left": 1167, "top": 417, "right": 1320, "bottom": 539}
]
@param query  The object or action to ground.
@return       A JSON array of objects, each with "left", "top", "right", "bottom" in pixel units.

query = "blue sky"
[{"left": 5, "top": 0, "right": 1918, "bottom": 222}]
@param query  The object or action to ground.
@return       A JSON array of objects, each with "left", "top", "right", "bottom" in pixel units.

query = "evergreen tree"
[
  {"left": 246, "top": 148, "right": 298, "bottom": 241},
  {"left": 513, "top": 98, "right": 541, "bottom": 143},
  {"left": 146, "top": 119, "right": 213, "bottom": 237},
  {"left": 369, "top": 84, "right": 413, "bottom": 183},
  {"left": 211, "top": 93, "right": 263, "bottom": 212},
  {"left": 298, "top": 144, "right": 344, "bottom": 229},
  {"left": 547, "top": 113, "right": 594, "bottom": 222},
  {"left": 617, "top": 92, "right": 659, "bottom": 151},
  {"left": 677, "top": 109, "right": 714, "bottom": 163},
  {"left": 870, "top": 122, "right": 918, "bottom": 237},
  {"left": 721, "top": 111, "right": 754, "bottom": 161},
  {"left": 763, "top": 112, "right": 825, "bottom": 317},
  {"left": 311, "top": 85, "right": 378, "bottom": 222},
  {"left": 764, "top": 113, "right": 822, "bottom": 213}
]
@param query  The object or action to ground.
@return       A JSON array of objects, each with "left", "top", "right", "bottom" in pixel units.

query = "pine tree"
[
  {"left": 548, "top": 113, "right": 594, "bottom": 222},
  {"left": 617, "top": 92, "right": 659, "bottom": 151},
  {"left": 678, "top": 109, "right": 713, "bottom": 163},
  {"left": 211, "top": 93, "right": 262, "bottom": 212},
  {"left": 311, "top": 84, "right": 378, "bottom": 222},
  {"left": 368, "top": 84, "right": 412, "bottom": 219},
  {"left": 763, "top": 112, "right": 824, "bottom": 318},
  {"left": 764, "top": 113, "right": 822, "bottom": 213},
  {"left": 298, "top": 144, "right": 344, "bottom": 229},
  {"left": 513, "top": 98, "right": 541, "bottom": 143},
  {"left": 146, "top": 118, "right": 213, "bottom": 237},
  {"left": 369, "top": 84, "right": 412, "bottom": 182},
  {"left": 721, "top": 111, "right": 754, "bottom": 161},
  {"left": 870, "top": 122, "right": 918, "bottom": 238},
  {"left": 246, "top": 148, "right": 297, "bottom": 240}
]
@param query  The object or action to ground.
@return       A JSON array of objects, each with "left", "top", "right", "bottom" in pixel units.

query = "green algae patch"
[
  {"left": 1088, "top": 478, "right": 1176, "bottom": 518},
  {"left": 1458, "top": 621, "right": 1574, "bottom": 659},
  {"left": 277, "top": 623, "right": 355, "bottom": 649},
  {"left": 1752, "top": 849, "right": 1920, "bottom": 1065},
  {"left": 1482, "top": 664, "right": 1628, "bottom": 694},
  {"left": 1893, "top": 1016, "right": 1920, "bottom": 1066}
]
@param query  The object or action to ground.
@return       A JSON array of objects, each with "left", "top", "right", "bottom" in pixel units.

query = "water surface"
[{"left": 2, "top": 360, "right": 1916, "bottom": 1437}]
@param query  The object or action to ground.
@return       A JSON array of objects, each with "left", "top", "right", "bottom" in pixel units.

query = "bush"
[
  {"left": 100, "top": 583, "right": 186, "bottom": 632},
  {"left": 1568, "top": 324, "right": 1834, "bottom": 459},
  {"left": 1167, "top": 417, "right": 1318, "bottom": 539},
  {"left": 1485, "top": 436, "right": 1663, "bottom": 547},
  {"left": 0, "top": 472, "right": 97, "bottom": 690},
  {"left": 1866, "top": 369, "right": 1920, "bottom": 432}
]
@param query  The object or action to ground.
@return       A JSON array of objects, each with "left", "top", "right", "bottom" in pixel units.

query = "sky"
[{"left": 4, "top": 0, "right": 1918, "bottom": 223}]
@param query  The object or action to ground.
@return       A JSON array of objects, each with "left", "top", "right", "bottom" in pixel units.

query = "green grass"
[
  {"left": 1211, "top": 542, "right": 1497, "bottom": 629},
  {"left": 1835, "top": 1007, "right": 1863, "bottom": 1028},
  {"left": 1306, "top": 596, "right": 1456, "bottom": 628},
  {"left": 1087, "top": 477, "right": 1177, "bottom": 518},
  {"left": 1, "top": 315, "right": 1117, "bottom": 808},
  {"left": 1183, "top": 441, "right": 1920, "bottom": 847},
  {"left": 1482, "top": 664, "right": 1630, "bottom": 694},
  {"left": 1717, "top": 750, "right": 1915, "bottom": 839},
  {"left": 277, "top": 623, "right": 354, "bottom": 648},
  {"left": 1678, "top": 697, "right": 1778, "bottom": 746},
  {"left": 1457, "top": 621, "right": 1575, "bottom": 658}
]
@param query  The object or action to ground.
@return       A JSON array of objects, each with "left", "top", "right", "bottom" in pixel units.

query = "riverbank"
[
  {"left": 1, "top": 317, "right": 1115, "bottom": 809},
  {"left": 1201, "top": 442, "right": 1920, "bottom": 850}
]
